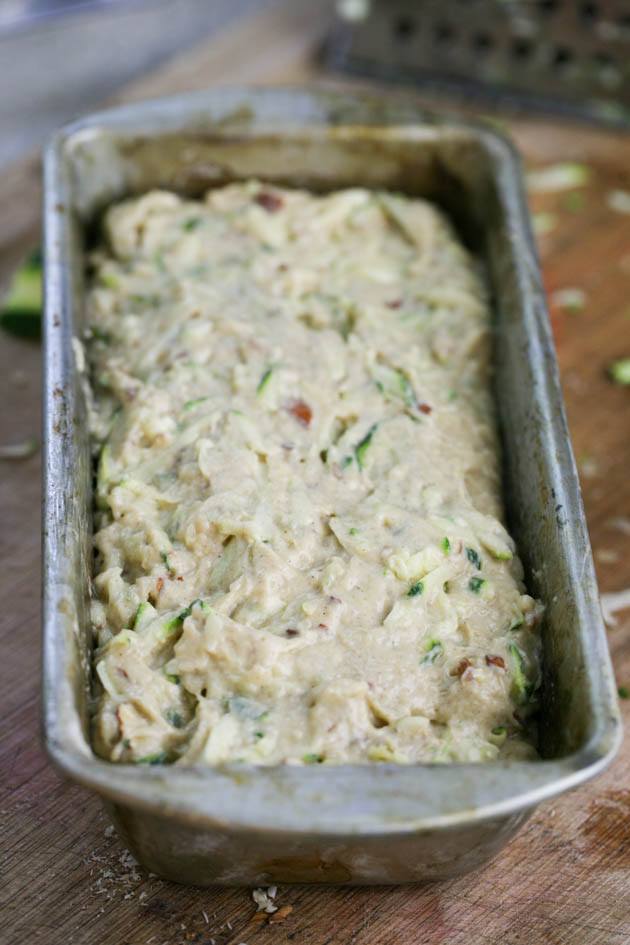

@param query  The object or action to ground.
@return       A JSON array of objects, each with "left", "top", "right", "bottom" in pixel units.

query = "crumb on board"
[
  {"left": 10, "top": 369, "right": 28, "bottom": 387},
  {"left": 527, "top": 162, "right": 590, "bottom": 193},
  {"left": 533, "top": 212, "right": 557, "bottom": 236},
  {"left": 607, "top": 516, "right": 630, "bottom": 536},
  {"left": 85, "top": 845, "right": 143, "bottom": 903},
  {"left": 269, "top": 905, "right": 294, "bottom": 923},
  {"left": 252, "top": 887, "right": 278, "bottom": 913},
  {"left": 550, "top": 287, "right": 586, "bottom": 312},
  {"left": 578, "top": 455, "right": 599, "bottom": 479},
  {"left": 596, "top": 548, "right": 620, "bottom": 564},
  {"left": 0, "top": 436, "right": 39, "bottom": 460},
  {"left": 119, "top": 850, "right": 139, "bottom": 873},
  {"left": 601, "top": 588, "right": 630, "bottom": 627},
  {"left": 606, "top": 189, "right": 630, "bottom": 214}
]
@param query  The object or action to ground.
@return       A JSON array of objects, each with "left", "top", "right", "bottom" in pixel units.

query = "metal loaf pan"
[{"left": 42, "top": 87, "right": 621, "bottom": 886}]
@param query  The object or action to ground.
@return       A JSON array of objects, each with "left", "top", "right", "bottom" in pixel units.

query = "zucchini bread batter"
[{"left": 88, "top": 182, "right": 542, "bottom": 766}]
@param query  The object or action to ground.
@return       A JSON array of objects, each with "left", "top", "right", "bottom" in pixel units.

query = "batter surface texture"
[{"left": 88, "top": 182, "right": 542, "bottom": 766}]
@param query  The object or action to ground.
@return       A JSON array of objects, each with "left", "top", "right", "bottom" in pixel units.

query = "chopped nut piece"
[
  {"left": 287, "top": 399, "right": 312, "bottom": 427},
  {"left": 450, "top": 658, "right": 472, "bottom": 677},
  {"left": 485, "top": 655, "right": 506, "bottom": 669},
  {"left": 255, "top": 191, "right": 283, "bottom": 213}
]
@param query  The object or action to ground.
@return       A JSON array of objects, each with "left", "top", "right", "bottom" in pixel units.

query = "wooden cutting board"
[{"left": 2, "top": 3, "right": 629, "bottom": 943}]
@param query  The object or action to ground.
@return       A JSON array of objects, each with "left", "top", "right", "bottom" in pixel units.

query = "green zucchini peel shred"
[
  {"left": 468, "top": 576, "right": 486, "bottom": 594},
  {"left": 509, "top": 643, "right": 531, "bottom": 704},
  {"left": 422, "top": 639, "right": 443, "bottom": 664},
  {"left": 228, "top": 696, "right": 268, "bottom": 720},
  {"left": 182, "top": 396, "right": 209, "bottom": 411},
  {"left": 161, "top": 599, "right": 203, "bottom": 637},
  {"left": 466, "top": 547, "right": 482, "bottom": 569},
  {"left": 165, "top": 709, "right": 185, "bottom": 729},
  {"left": 132, "top": 601, "right": 156, "bottom": 631},
  {"left": 136, "top": 752, "right": 169, "bottom": 765},
  {"left": 355, "top": 423, "right": 378, "bottom": 469},
  {"left": 257, "top": 366, "right": 273, "bottom": 394}
]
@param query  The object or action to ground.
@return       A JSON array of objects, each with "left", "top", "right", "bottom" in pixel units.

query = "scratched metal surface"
[{"left": 41, "top": 86, "right": 619, "bottom": 886}]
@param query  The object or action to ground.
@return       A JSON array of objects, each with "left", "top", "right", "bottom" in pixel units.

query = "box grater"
[{"left": 326, "top": 0, "right": 630, "bottom": 124}]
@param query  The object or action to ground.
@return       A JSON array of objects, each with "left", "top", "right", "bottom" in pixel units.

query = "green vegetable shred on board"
[
  {"left": 608, "top": 358, "right": 630, "bottom": 386},
  {"left": 0, "top": 249, "right": 42, "bottom": 338}
]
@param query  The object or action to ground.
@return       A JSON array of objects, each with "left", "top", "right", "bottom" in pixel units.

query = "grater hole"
[
  {"left": 434, "top": 22, "right": 456, "bottom": 44},
  {"left": 579, "top": 2, "right": 599, "bottom": 21},
  {"left": 594, "top": 50, "right": 614, "bottom": 68},
  {"left": 512, "top": 38, "right": 533, "bottom": 60},
  {"left": 551, "top": 46, "right": 573, "bottom": 69},
  {"left": 472, "top": 32, "right": 494, "bottom": 53},
  {"left": 394, "top": 15, "right": 416, "bottom": 40},
  {"left": 592, "top": 50, "right": 622, "bottom": 88}
]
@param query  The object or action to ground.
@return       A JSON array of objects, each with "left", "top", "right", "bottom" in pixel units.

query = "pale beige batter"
[{"left": 88, "top": 182, "right": 542, "bottom": 766}]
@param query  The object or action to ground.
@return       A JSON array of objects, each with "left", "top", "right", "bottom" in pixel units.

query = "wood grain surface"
[{"left": 1, "top": 3, "right": 630, "bottom": 943}]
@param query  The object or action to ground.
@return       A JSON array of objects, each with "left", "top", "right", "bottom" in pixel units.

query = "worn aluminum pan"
[{"left": 42, "top": 87, "right": 621, "bottom": 885}]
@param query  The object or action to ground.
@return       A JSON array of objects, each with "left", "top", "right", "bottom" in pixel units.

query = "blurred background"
[
  {"left": 3, "top": 0, "right": 630, "bottom": 169},
  {"left": 0, "top": 0, "right": 277, "bottom": 167}
]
